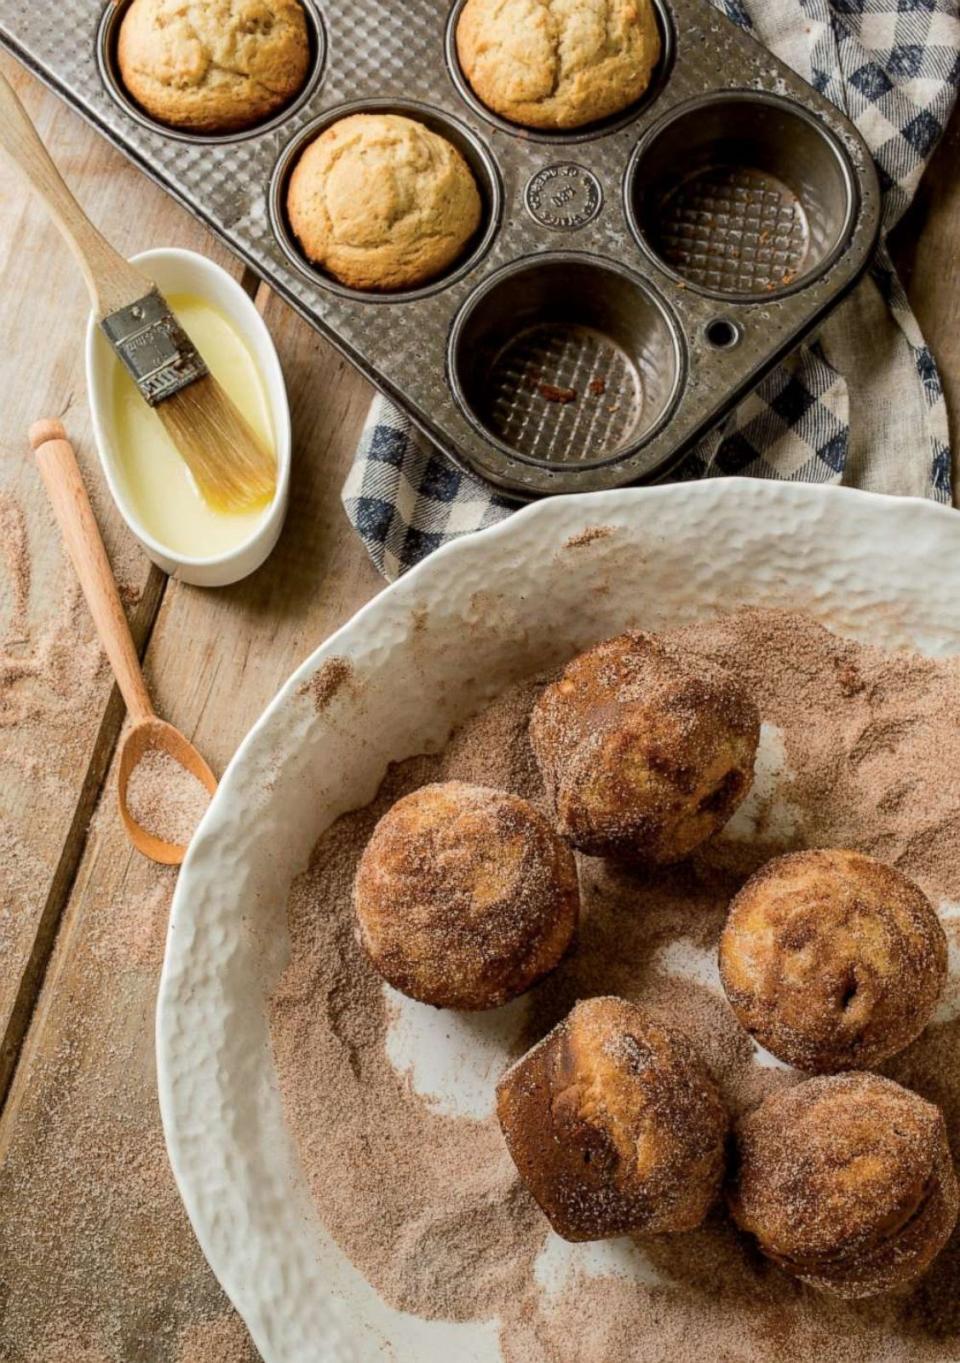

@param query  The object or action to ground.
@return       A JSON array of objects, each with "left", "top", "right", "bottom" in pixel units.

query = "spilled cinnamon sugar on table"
[{"left": 269, "top": 609, "right": 960, "bottom": 1363}]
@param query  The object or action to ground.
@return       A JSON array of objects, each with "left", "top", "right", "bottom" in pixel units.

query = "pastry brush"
[{"left": 0, "top": 72, "right": 276, "bottom": 513}]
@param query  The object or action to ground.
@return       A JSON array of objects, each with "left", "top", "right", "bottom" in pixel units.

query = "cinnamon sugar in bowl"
[{"left": 159, "top": 481, "right": 960, "bottom": 1363}]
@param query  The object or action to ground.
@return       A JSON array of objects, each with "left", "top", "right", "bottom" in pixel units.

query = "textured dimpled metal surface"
[
  {"left": 657, "top": 167, "right": 809, "bottom": 295},
  {"left": 486, "top": 323, "right": 642, "bottom": 464},
  {"left": 0, "top": 0, "right": 882, "bottom": 497}
]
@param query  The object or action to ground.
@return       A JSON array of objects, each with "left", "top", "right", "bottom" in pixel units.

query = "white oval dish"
[
  {"left": 86, "top": 248, "right": 291, "bottom": 588},
  {"left": 158, "top": 480, "right": 960, "bottom": 1363}
]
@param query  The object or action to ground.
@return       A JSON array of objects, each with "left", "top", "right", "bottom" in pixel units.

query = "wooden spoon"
[{"left": 28, "top": 419, "right": 217, "bottom": 865}]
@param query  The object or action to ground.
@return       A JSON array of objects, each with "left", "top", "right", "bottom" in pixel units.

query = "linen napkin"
[{"left": 343, "top": 0, "right": 960, "bottom": 580}]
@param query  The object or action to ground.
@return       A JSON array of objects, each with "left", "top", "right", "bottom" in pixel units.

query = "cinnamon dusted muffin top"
[
  {"left": 118, "top": 0, "right": 310, "bottom": 133},
  {"left": 729, "top": 1073, "right": 959, "bottom": 1298},
  {"left": 529, "top": 630, "right": 760, "bottom": 864},
  {"left": 286, "top": 113, "right": 483, "bottom": 292},
  {"left": 719, "top": 849, "right": 947, "bottom": 1072},
  {"left": 353, "top": 781, "right": 579, "bottom": 1009},
  {"left": 456, "top": 0, "right": 662, "bottom": 130},
  {"left": 497, "top": 996, "right": 729, "bottom": 1241}
]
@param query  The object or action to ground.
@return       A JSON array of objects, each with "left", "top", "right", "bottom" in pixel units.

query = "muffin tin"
[{"left": 0, "top": 0, "right": 881, "bottom": 497}]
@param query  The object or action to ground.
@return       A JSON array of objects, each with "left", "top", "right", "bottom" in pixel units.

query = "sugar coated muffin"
[
  {"left": 719, "top": 849, "right": 947, "bottom": 1072},
  {"left": 497, "top": 996, "right": 729, "bottom": 1241},
  {"left": 286, "top": 113, "right": 483, "bottom": 291},
  {"left": 529, "top": 631, "right": 760, "bottom": 863},
  {"left": 118, "top": 0, "right": 310, "bottom": 134},
  {"left": 353, "top": 781, "right": 578, "bottom": 1010},
  {"left": 456, "top": 0, "right": 661, "bottom": 130},
  {"left": 729, "top": 1074, "right": 959, "bottom": 1298}
]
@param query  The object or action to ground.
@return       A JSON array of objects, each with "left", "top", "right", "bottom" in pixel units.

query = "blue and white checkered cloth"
[{"left": 343, "top": 0, "right": 960, "bottom": 580}]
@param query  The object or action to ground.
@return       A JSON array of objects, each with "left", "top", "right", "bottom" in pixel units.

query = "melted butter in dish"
[{"left": 109, "top": 293, "right": 274, "bottom": 559}]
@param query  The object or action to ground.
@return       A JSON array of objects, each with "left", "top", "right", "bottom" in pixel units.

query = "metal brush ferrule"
[{"left": 100, "top": 288, "right": 208, "bottom": 406}]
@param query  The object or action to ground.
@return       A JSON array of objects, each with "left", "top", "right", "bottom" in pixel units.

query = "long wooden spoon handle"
[
  {"left": 0, "top": 72, "right": 151, "bottom": 318},
  {"left": 28, "top": 419, "right": 155, "bottom": 725}
]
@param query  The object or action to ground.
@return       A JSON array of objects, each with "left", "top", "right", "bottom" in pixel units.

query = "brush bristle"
[{"left": 155, "top": 374, "right": 277, "bottom": 513}]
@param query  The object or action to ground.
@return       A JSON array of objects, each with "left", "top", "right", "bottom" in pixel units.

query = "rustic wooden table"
[{"left": 0, "top": 51, "right": 958, "bottom": 1363}]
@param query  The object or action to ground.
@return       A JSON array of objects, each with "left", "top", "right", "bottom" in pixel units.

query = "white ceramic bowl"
[
  {"left": 157, "top": 480, "right": 960, "bottom": 1363},
  {"left": 86, "top": 248, "right": 291, "bottom": 588}
]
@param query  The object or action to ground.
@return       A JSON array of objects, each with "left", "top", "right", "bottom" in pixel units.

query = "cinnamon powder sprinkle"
[
  {"left": 269, "top": 609, "right": 960, "bottom": 1362},
  {"left": 125, "top": 748, "right": 211, "bottom": 847},
  {"left": 299, "top": 656, "right": 354, "bottom": 714},
  {"left": 563, "top": 525, "right": 614, "bottom": 550}
]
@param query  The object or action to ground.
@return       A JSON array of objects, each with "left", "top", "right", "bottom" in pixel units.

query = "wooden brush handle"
[
  {"left": 28, "top": 419, "right": 155, "bottom": 725},
  {"left": 0, "top": 72, "right": 152, "bottom": 318}
]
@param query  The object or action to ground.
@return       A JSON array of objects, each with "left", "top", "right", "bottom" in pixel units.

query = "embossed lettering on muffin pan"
[{"left": 0, "top": 0, "right": 881, "bottom": 497}]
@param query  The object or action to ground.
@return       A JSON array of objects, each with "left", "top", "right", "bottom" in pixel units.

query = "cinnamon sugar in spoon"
[{"left": 29, "top": 419, "right": 217, "bottom": 865}]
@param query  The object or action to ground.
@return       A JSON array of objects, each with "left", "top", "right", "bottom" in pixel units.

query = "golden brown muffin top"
[
  {"left": 457, "top": 0, "right": 661, "bottom": 130},
  {"left": 720, "top": 849, "right": 947, "bottom": 1072},
  {"left": 287, "top": 114, "right": 482, "bottom": 292},
  {"left": 118, "top": 0, "right": 310, "bottom": 133}
]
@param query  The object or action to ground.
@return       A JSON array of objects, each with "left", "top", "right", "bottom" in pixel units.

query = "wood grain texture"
[
  {"left": 2, "top": 38, "right": 960, "bottom": 1363},
  {"left": 30, "top": 421, "right": 155, "bottom": 724},
  {"left": 0, "top": 69, "right": 153, "bottom": 319},
  {"left": 0, "top": 59, "right": 376, "bottom": 1360},
  {"left": 0, "top": 282, "right": 376, "bottom": 1362},
  {"left": 0, "top": 51, "right": 246, "bottom": 1106}
]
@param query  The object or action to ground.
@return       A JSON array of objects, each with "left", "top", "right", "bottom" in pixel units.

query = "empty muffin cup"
[
  {"left": 448, "top": 254, "right": 683, "bottom": 467},
  {"left": 97, "top": 0, "right": 326, "bottom": 144},
  {"left": 269, "top": 99, "right": 502, "bottom": 300},
  {"left": 626, "top": 92, "right": 857, "bottom": 299}
]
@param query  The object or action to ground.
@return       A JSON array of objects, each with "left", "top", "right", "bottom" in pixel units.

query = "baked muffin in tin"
[
  {"left": 287, "top": 113, "right": 483, "bottom": 292},
  {"left": 456, "top": 0, "right": 662, "bottom": 130},
  {"left": 118, "top": 0, "right": 311, "bottom": 134}
]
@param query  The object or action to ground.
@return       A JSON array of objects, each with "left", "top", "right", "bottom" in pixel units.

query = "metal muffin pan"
[
  {"left": 449, "top": 254, "right": 684, "bottom": 469},
  {"left": 626, "top": 92, "right": 859, "bottom": 300},
  {"left": 0, "top": 0, "right": 882, "bottom": 497}
]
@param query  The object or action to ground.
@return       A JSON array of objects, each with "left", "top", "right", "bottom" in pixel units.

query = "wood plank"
[
  {"left": 890, "top": 100, "right": 960, "bottom": 491},
  {"left": 0, "top": 53, "right": 248, "bottom": 1104},
  {"left": 2, "top": 39, "right": 958, "bottom": 1363},
  {"left": 0, "top": 274, "right": 378, "bottom": 1361}
]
